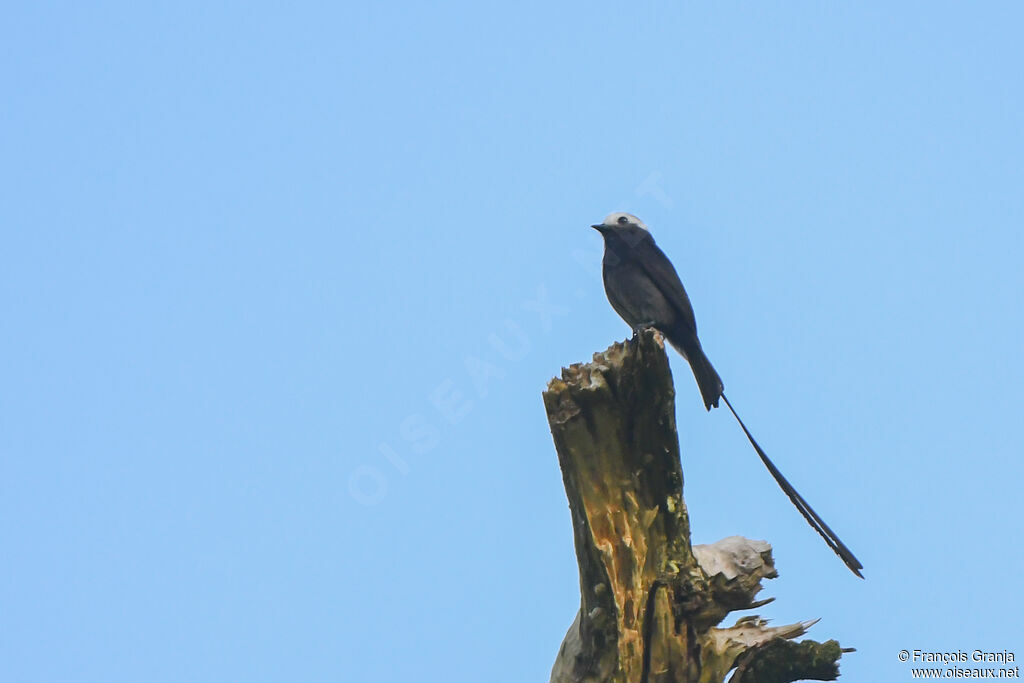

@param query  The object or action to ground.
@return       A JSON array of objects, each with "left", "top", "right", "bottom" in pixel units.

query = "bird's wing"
[{"left": 634, "top": 238, "right": 699, "bottom": 336}]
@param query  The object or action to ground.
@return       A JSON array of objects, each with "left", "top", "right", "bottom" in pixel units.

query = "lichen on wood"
[{"left": 545, "top": 330, "right": 847, "bottom": 683}]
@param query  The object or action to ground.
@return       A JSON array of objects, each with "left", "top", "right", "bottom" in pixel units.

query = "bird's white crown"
[{"left": 602, "top": 212, "right": 648, "bottom": 231}]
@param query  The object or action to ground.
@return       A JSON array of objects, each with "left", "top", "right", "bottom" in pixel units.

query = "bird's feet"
[
  {"left": 630, "top": 323, "right": 659, "bottom": 347},
  {"left": 631, "top": 321, "right": 658, "bottom": 338}
]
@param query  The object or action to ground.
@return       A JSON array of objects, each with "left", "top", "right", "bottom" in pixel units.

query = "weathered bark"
[{"left": 545, "top": 330, "right": 846, "bottom": 683}]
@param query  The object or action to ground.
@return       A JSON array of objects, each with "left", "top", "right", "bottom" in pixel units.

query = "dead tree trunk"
[{"left": 544, "top": 330, "right": 848, "bottom": 683}]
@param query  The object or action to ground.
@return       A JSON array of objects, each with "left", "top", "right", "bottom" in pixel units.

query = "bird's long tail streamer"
[{"left": 720, "top": 392, "right": 864, "bottom": 578}]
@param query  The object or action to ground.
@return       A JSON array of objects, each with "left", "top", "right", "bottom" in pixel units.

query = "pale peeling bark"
[{"left": 545, "top": 330, "right": 846, "bottom": 683}]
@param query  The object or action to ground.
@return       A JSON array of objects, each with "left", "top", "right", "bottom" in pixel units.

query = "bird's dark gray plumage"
[
  {"left": 592, "top": 212, "right": 864, "bottom": 578},
  {"left": 592, "top": 212, "right": 723, "bottom": 410}
]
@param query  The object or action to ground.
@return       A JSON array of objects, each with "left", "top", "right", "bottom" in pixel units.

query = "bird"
[{"left": 592, "top": 211, "right": 864, "bottom": 578}]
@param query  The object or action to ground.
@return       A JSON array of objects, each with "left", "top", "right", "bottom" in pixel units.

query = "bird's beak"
[{"left": 591, "top": 224, "right": 608, "bottom": 232}]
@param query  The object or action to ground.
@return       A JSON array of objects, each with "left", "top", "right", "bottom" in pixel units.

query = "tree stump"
[{"left": 544, "top": 330, "right": 848, "bottom": 683}]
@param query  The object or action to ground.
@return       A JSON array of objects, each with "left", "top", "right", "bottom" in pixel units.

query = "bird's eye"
[{"left": 617, "top": 216, "right": 629, "bottom": 225}]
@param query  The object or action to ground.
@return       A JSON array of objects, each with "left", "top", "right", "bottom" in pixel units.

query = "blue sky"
[{"left": 2, "top": 2, "right": 1022, "bottom": 681}]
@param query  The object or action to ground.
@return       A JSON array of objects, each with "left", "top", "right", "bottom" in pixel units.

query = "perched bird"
[
  {"left": 592, "top": 211, "right": 864, "bottom": 578},
  {"left": 592, "top": 212, "right": 723, "bottom": 411}
]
